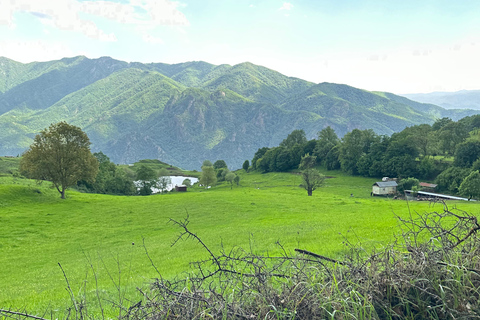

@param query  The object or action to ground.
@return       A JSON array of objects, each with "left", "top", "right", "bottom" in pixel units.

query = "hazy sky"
[{"left": 1, "top": 0, "right": 479, "bottom": 94}]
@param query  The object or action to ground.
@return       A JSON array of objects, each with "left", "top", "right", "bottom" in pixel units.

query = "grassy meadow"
[{"left": 1, "top": 160, "right": 479, "bottom": 317}]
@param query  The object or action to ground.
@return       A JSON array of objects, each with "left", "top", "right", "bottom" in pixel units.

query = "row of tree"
[
  {"left": 250, "top": 115, "right": 480, "bottom": 197},
  {"left": 20, "top": 122, "right": 197, "bottom": 198},
  {"left": 199, "top": 160, "right": 240, "bottom": 189}
]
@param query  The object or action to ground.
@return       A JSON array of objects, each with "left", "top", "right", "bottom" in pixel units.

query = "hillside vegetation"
[{"left": 1, "top": 56, "right": 478, "bottom": 169}]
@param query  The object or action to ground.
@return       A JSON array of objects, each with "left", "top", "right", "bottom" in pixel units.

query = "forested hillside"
[{"left": 0, "top": 56, "right": 478, "bottom": 169}]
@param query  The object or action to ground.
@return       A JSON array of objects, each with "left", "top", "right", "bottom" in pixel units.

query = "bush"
[{"left": 397, "top": 177, "right": 419, "bottom": 193}]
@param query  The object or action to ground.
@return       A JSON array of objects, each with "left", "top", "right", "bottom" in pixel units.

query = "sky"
[{"left": 1, "top": 0, "right": 480, "bottom": 94}]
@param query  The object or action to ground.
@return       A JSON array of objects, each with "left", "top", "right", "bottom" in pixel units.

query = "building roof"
[
  {"left": 405, "top": 190, "right": 473, "bottom": 201},
  {"left": 419, "top": 182, "right": 437, "bottom": 188},
  {"left": 373, "top": 181, "right": 398, "bottom": 187}
]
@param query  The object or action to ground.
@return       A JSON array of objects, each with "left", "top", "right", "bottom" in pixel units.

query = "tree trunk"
[
  {"left": 308, "top": 189, "right": 313, "bottom": 196},
  {"left": 61, "top": 188, "right": 66, "bottom": 199}
]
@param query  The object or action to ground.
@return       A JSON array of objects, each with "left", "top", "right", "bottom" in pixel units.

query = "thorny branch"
[
  {"left": 126, "top": 204, "right": 480, "bottom": 319},
  {"left": 0, "top": 309, "right": 49, "bottom": 320}
]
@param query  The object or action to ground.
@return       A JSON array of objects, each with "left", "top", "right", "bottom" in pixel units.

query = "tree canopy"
[
  {"left": 200, "top": 162, "right": 217, "bottom": 189},
  {"left": 20, "top": 122, "right": 98, "bottom": 199}
]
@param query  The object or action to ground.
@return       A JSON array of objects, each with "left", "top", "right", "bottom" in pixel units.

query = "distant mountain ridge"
[
  {"left": 401, "top": 90, "right": 480, "bottom": 110},
  {"left": 0, "top": 56, "right": 478, "bottom": 169}
]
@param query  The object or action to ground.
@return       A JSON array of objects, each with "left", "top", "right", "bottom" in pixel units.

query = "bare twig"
[
  {"left": 58, "top": 262, "right": 78, "bottom": 318},
  {"left": 0, "top": 309, "right": 49, "bottom": 320}
]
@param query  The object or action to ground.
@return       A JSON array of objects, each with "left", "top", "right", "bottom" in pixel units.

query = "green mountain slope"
[
  {"left": 0, "top": 56, "right": 128, "bottom": 113},
  {"left": 0, "top": 56, "right": 478, "bottom": 169}
]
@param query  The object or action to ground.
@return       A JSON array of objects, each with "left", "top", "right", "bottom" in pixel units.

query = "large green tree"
[
  {"left": 136, "top": 165, "right": 158, "bottom": 195},
  {"left": 242, "top": 160, "right": 249, "bottom": 171},
  {"left": 313, "top": 126, "right": 339, "bottom": 163},
  {"left": 280, "top": 129, "right": 307, "bottom": 149},
  {"left": 459, "top": 170, "right": 480, "bottom": 200},
  {"left": 454, "top": 141, "right": 480, "bottom": 168},
  {"left": 437, "top": 122, "right": 469, "bottom": 155},
  {"left": 213, "top": 160, "right": 228, "bottom": 170},
  {"left": 20, "top": 122, "right": 98, "bottom": 199},
  {"left": 339, "top": 129, "right": 367, "bottom": 175}
]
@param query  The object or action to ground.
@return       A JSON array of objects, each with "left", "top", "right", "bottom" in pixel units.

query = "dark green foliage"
[
  {"left": 356, "top": 154, "right": 374, "bottom": 177},
  {"left": 325, "top": 145, "right": 341, "bottom": 170},
  {"left": 213, "top": 160, "right": 227, "bottom": 170},
  {"left": 397, "top": 177, "right": 420, "bottom": 193},
  {"left": 79, "top": 151, "right": 136, "bottom": 195},
  {"left": 216, "top": 168, "right": 228, "bottom": 181},
  {"left": 392, "top": 124, "right": 433, "bottom": 157},
  {"left": 432, "top": 117, "right": 453, "bottom": 131},
  {"left": 279, "top": 129, "right": 307, "bottom": 149},
  {"left": 435, "top": 167, "right": 472, "bottom": 193},
  {"left": 251, "top": 147, "right": 270, "bottom": 170},
  {"left": 437, "top": 121, "right": 469, "bottom": 155},
  {"left": 418, "top": 157, "right": 437, "bottom": 180},
  {"left": 459, "top": 170, "right": 480, "bottom": 200},
  {"left": 233, "top": 174, "right": 240, "bottom": 186},
  {"left": 242, "top": 160, "right": 249, "bottom": 171},
  {"left": 454, "top": 141, "right": 480, "bottom": 168},
  {"left": 303, "top": 139, "right": 317, "bottom": 158},
  {"left": 472, "top": 159, "right": 480, "bottom": 171},
  {"left": 202, "top": 160, "right": 213, "bottom": 167},
  {"left": 381, "top": 139, "right": 419, "bottom": 178},
  {"left": 313, "top": 126, "right": 339, "bottom": 163},
  {"left": 339, "top": 129, "right": 372, "bottom": 175},
  {"left": 459, "top": 114, "right": 480, "bottom": 132},
  {"left": 136, "top": 165, "right": 158, "bottom": 195}
]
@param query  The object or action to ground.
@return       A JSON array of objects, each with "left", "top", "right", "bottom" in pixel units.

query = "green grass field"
[{"left": 1, "top": 164, "right": 479, "bottom": 317}]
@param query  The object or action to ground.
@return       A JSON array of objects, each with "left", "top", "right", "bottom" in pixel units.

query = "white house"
[{"left": 372, "top": 181, "right": 398, "bottom": 196}]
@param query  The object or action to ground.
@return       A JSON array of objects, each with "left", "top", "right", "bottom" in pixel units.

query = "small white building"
[{"left": 372, "top": 181, "right": 398, "bottom": 196}]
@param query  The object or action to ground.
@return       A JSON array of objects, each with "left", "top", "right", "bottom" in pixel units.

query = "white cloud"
[
  {"left": 279, "top": 2, "right": 293, "bottom": 10},
  {"left": 0, "top": 0, "right": 189, "bottom": 42}
]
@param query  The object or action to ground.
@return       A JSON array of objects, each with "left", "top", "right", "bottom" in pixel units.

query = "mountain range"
[
  {"left": 401, "top": 90, "right": 480, "bottom": 110},
  {"left": 0, "top": 56, "right": 477, "bottom": 169}
]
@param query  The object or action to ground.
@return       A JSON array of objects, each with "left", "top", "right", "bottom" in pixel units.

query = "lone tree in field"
[
  {"left": 20, "top": 122, "right": 98, "bottom": 199},
  {"left": 299, "top": 153, "right": 325, "bottom": 196},
  {"left": 200, "top": 162, "right": 217, "bottom": 189}
]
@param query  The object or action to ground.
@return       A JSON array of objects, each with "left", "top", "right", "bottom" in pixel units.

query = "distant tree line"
[
  {"left": 250, "top": 115, "right": 480, "bottom": 198},
  {"left": 199, "top": 159, "right": 240, "bottom": 190}
]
